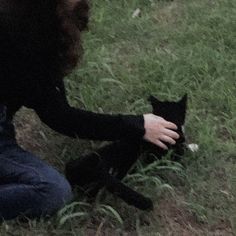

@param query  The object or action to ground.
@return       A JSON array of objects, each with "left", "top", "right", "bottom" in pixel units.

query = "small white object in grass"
[
  {"left": 187, "top": 143, "right": 199, "bottom": 152},
  {"left": 132, "top": 8, "right": 141, "bottom": 18}
]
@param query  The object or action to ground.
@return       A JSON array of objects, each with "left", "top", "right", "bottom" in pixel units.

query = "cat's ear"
[
  {"left": 148, "top": 95, "right": 161, "bottom": 106},
  {"left": 179, "top": 94, "right": 187, "bottom": 123},
  {"left": 179, "top": 94, "right": 187, "bottom": 108},
  {"left": 148, "top": 95, "right": 161, "bottom": 112}
]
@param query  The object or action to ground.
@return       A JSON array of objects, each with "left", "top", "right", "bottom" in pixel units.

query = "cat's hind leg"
[{"left": 65, "top": 139, "right": 141, "bottom": 196}]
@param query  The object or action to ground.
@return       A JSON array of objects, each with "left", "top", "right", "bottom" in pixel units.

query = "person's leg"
[
  {"left": 0, "top": 105, "right": 73, "bottom": 221},
  {"left": 0, "top": 144, "right": 73, "bottom": 221}
]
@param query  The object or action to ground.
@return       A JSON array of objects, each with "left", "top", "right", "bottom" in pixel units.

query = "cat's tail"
[{"left": 101, "top": 172, "right": 153, "bottom": 211}]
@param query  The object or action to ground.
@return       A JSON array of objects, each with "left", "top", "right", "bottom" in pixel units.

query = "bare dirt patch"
[
  {"left": 13, "top": 107, "right": 65, "bottom": 171},
  {"left": 155, "top": 194, "right": 234, "bottom": 236}
]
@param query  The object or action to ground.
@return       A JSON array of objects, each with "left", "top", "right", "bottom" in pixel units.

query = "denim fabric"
[{"left": 0, "top": 105, "right": 73, "bottom": 221}]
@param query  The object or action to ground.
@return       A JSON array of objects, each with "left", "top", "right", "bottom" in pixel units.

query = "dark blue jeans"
[{"left": 0, "top": 105, "right": 73, "bottom": 221}]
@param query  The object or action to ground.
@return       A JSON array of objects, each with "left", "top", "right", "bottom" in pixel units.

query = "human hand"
[{"left": 143, "top": 114, "right": 180, "bottom": 150}]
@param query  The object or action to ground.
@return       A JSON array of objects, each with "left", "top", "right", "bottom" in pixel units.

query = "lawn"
[{"left": 1, "top": 0, "right": 236, "bottom": 235}]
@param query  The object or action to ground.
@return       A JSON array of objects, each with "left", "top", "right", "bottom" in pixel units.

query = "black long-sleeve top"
[
  {"left": 0, "top": 2, "right": 145, "bottom": 141},
  {"left": 5, "top": 78, "right": 145, "bottom": 141}
]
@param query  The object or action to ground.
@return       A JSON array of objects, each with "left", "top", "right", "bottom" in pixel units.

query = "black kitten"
[
  {"left": 143, "top": 94, "right": 187, "bottom": 162},
  {"left": 65, "top": 94, "right": 187, "bottom": 210}
]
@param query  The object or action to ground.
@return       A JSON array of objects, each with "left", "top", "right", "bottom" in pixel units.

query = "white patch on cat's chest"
[{"left": 181, "top": 125, "right": 185, "bottom": 134}]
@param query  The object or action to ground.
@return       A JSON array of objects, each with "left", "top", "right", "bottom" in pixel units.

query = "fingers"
[
  {"left": 160, "top": 135, "right": 176, "bottom": 145},
  {"left": 155, "top": 140, "right": 168, "bottom": 150},
  {"left": 163, "top": 121, "right": 178, "bottom": 130},
  {"left": 143, "top": 114, "right": 180, "bottom": 150},
  {"left": 156, "top": 117, "right": 178, "bottom": 130},
  {"left": 164, "top": 128, "right": 180, "bottom": 140}
]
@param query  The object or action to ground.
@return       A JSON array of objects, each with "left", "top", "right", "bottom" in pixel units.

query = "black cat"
[
  {"left": 65, "top": 94, "right": 187, "bottom": 210},
  {"left": 143, "top": 94, "right": 187, "bottom": 163}
]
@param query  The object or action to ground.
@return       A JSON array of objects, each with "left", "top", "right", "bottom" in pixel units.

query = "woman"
[{"left": 0, "top": 0, "right": 179, "bottom": 220}]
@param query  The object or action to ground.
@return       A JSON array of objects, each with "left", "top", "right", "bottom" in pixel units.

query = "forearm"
[
  {"left": 35, "top": 96, "right": 145, "bottom": 141},
  {"left": 31, "top": 79, "right": 145, "bottom": 141}
]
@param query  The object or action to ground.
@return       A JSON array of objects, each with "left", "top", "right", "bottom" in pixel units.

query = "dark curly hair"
[
  {"left": 0, "top": 0, "right": 89, "bottom": 85},
  {"left": 56, "top": 0, "right": 89, "bottom": 76}
]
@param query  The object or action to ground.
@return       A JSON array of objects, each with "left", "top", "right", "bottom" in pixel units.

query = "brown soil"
[
  {"left": 155, "top": 196, "right": 234, "bottom": 236},
  {"left": 13, "top": 107, "right": 65, "bottom": 171}
]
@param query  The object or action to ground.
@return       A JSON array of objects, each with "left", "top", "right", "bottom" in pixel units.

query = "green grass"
[{"left": 2, "top": 0, "right": 236, "bottom": 235}]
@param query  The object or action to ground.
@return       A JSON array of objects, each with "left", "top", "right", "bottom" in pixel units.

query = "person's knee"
[
  {"left": 25, "top": 171, "right": 73, "bottom": 220},
  {"left": 40, "top": 176, "right": 73, "bottom": 216}
]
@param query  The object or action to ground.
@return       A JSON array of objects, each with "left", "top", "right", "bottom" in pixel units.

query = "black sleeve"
[{"left": 32, "top": 85, "right": 145, "bottom": 141}]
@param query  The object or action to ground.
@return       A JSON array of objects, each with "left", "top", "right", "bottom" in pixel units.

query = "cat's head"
[
  {"left": 147, "top": 94, "right": 187, "bottom": 161},
  {"left": 148, "top": 94, "right": 187, "bottom": 128}
]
